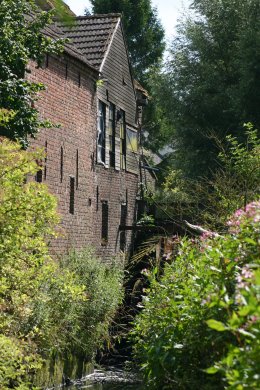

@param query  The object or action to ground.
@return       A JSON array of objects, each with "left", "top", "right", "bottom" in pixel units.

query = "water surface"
[{"left": 66, "top": 367, "right": 144, "bottom": 390}]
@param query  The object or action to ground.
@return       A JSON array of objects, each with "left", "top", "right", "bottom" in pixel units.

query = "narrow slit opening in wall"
[
  {"left": 96, "top": 186, "right": 99, "bottom": 211},
  {"left": 35, "top": 169, "right": 43, "bottom": 183},
  {"left": 76, "top": 149, "right": 79, "bottom": 189},
  {"left": 69, "top": 176, "right": 75, "bottom": 215},
  {"left": 44, "top": 141, "right": 47, "bottom": 180},
  {"left": 78, "top": 72, "right": 81, "bottom": 87},
  {"left": 101, "top": 201, "right": 108, "bottom": 245},
  {"left": 120, "top": 203, "right": 127, "bottom": 251},
  {"left": 60, "top": 146, "right": 63, "bottom": 183},
  {"left": 65, "top": 63, "right": 68, "bottom": 79}
]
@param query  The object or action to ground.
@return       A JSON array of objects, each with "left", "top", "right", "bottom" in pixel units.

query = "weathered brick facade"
[
  {"left": 29, "top": 53, "right": 97, "bottom": 254},
  {"left": 27, "top": 15, "right": 148, "bottom": 261}
]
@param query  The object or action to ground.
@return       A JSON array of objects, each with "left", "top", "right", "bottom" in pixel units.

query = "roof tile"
[{"left": 57, "top": 14, "right": 120, "bottom": 70}]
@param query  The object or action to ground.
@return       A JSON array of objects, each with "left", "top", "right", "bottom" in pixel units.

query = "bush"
[
  {"left": 132, "top": 202, "right": 260, "bottom": 389},
  {"left": 0, "top": 335, "right": 42, "bottom": 390},
  {"left": 156, "top": 125, "right": 260, "bottom": 231},
  {"left": 59, "top": 249, "right": 124, "bottom": 359},
  {"left": 0, "top": 140, "right": 124, "bottom": 388}
]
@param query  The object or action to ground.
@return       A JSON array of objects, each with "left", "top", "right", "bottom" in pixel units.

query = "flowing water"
[{"left": 60, "top": 367, "right": 145, "bottom": 390}]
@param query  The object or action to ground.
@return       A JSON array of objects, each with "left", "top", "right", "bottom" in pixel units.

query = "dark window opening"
[
  {"left": 76, "top": 149, "right": 79, "bottom": 189},
  {"left": 97, "top": 100, "right": 106, "bottom": 164},
  {"left": 60, "top": 146, "right": 63, "bottom": 183},
  {"left": 35, "top": 169, "right": 43, "bottom": 183},
  {"left": 35, "top": 158, "right": 43, "bottom": 183},
  {"left": 65, "top": 63, "right": 68, "bottom": 79},
  {"left": 108, "top": 103, "right": 115, "bottom": 167},
  {"left": 101, "top": 201, "right": 108, "bottom": 245},
  {"left": 119, "top": 110, "right": 126, "bottom": 170},
  {"left": 78, "top": 72, "right": 81, "bottom": 87},
  {"left": 120, "top": 203, "right": 127, "bottom": 251},
  {"left": 69, "top": 177, "right": 75, "bottom": 214}
]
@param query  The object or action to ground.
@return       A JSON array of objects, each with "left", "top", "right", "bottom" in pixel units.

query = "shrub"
[
  {"left": 59, "top": 248, "right": 124, "bottom": 360},
  {"left": 132, "top": 202, "right": 260, "bottom": 389},
  {"left": 156, "top": 125, "right": 260, "bottom": 231},
  {"left": 0, "top": 335, "right": 42, "bottom": 390},
  {"left": 0, "top": 140, "right": 124, "bottom": 387}
]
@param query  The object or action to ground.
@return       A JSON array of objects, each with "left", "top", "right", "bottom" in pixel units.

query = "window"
[
  {"left": 97, "top": 100, "right": 106, "bottom": 164},
  {"left": 119, "top": 110, "right": 126, "bottom": 170},
  {"left": 35, "top": 159, "right": 43, "bottom": 183},
  {"left": 126, "top": 128, "right": 138, "bottom": 153},
  {"left": 35, "top": 169, "right": 43, "bottom": 183},
  {"left": 101, "top": 201, "right": 108, "bottom": 245},
  {"left": 108, "top": 103, "right": 115, "bottom": 167},
  {"left": 69, "top": 177, "right": 75, "bottom": 214}
]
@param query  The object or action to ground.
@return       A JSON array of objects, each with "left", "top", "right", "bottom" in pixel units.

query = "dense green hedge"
[
  {"left": 132, "top": 202, "right": 260, "bottom": 389},
  {"left": 0, "top": 140, "right": 123, "bottom": 389}
]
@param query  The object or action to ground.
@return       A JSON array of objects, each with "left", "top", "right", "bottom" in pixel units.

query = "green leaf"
[
  {"left": 206, "top": 319, "right": 227, "bottom": 331},
  {"left": 204, "top": 366, "right": 219, "bottom": 374},
  {"left": 238, "top": 306, "right": 251, "bottom": 317}
]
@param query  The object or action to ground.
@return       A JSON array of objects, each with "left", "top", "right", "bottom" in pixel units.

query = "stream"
[{"left": 59, "top": 367, "right": 145, "bottom": 390}]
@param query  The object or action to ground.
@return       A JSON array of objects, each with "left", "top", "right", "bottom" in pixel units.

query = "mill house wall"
[{"left": 28, "top": 20, "right": 141, "bottom": 260}]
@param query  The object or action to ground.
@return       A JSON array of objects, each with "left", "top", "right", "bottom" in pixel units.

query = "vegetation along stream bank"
[{"left": 0, "top": 0, "right": 260, "bottom": 389}]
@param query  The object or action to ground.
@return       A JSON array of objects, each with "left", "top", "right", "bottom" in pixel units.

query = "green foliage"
[
  {"left": 0, "top": 335, "right": 42, "bottom": 390},
  {"left": 156, "top": 0, "right": 260, "bottom": 178},
  {"left": 132, "top": 202, "right": 260, "bottom": 389},
  {"left": 0, "top": 0, "right": 65, "bottom": 145},
  {"left": 142, "top": 69, "right": 175, "bottom": 153},
  {"left": 89, "top": 0, "right": 165, "bottom": 81},
  {"left": 156, "top": 126, "right": 260, "bottom": 230},
  {"left": 58, "top": 249, "right": 124, "bottom": 359},
  {"left": 0, "top": 140, "right": 124, "bottom": 388}
]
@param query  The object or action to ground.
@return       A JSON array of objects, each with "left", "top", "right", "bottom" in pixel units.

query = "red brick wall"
[
  {"left": 28, "top": 54, "right": 97, "bottom": 254},
  {"left": 93, "top": 166, "right": 139, "bottom": 262},
  {"left": 28, "top": 54, "right": 140, "bottom": 261}
]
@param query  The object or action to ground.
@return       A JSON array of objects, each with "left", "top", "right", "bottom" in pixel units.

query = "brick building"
[{"left": 29, "top": 13, "right": 149, "bottom": 260}]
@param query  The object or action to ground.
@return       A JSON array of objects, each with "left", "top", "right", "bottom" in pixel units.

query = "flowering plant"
[{"left": 132, "top": 202, "right": 260, "bottom": 389}]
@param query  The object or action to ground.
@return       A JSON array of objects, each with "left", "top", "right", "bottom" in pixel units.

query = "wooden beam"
[{"left": 119, "top": 225, "right": 164, "bottom": 232}]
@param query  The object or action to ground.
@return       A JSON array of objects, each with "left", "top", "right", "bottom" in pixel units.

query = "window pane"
[
  {"left": 97, "top": 101, "right": 106, "bottom": 163},
  {"left": 126, "top": 128, "right": 138, "bottom": 152}
]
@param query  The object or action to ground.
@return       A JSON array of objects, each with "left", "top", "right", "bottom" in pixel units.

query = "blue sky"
[{"left": 64, "top": 0, "right": 191, "bottom": 40}]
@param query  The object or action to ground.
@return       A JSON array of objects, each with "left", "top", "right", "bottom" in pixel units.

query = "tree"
[
  {"left": 89, "top": 0, "right": 165, "bottom": 81},
  {"left": 0, "top": 0, "right": 65, "bottom": 146},
  {"left": 156, "top": 0, "right": 260, "bottom": 178}
]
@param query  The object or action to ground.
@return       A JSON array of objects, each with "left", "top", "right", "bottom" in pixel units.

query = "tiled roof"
[
  {"left": 27, "top": 11, "right": 98, "bottom": 73},
  {"left": 43, "top": 23, "right": 98, "bottom": 73},
  {"left": 57, "top": 14, "right": 121, "bottom": 70}
]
